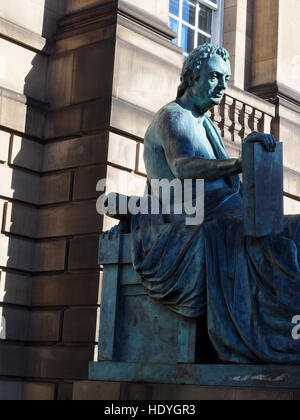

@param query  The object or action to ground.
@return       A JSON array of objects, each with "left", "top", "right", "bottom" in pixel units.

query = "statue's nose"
[{"left": 219, "top": 78, "right": 227, "bottom": 89}]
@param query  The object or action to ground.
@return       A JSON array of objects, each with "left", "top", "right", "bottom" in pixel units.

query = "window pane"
[
  {"left": 181, "top": 24, "right": 195, "bottom": 53},
  {"left": 170, "top": 0, "right": 180, "bottom": 17},
  {"left": 197, "top": 32, "right": 211, "bottom": 46},
  {"left": 169, "top": 17, "right": 179, "bottom": 45},
  {"left": 198, "top": 4, "right": 212, "bottom": 34},
  {"left": 182, "top": 0, "right": 196, "bottom": 26}
]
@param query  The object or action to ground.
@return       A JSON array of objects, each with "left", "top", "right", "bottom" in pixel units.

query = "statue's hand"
[
  {"left": 244, "top": 131, "right": 277, "bottom": 152},
  {"left": 102, "top": 223, "right": 122, "bottom": 240}
]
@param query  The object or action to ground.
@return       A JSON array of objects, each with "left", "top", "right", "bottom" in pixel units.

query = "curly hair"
[{"left": 177, "top": 44, "right": 230, "bottom": 99}]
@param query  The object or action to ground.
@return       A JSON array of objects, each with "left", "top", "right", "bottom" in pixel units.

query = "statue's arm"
[{"left": 159, "top": 110, "right": 242, "bottom": 181}]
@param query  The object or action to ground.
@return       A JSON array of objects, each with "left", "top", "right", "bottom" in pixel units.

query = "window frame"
[{"left": 169, "top": 0, "right": 224, "bottom": 57}]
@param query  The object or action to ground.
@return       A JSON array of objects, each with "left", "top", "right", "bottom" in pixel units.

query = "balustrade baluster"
[
  {"left": 233, "top": 100, "right": 243, "bottom": 144},
  {"left": 223, "top": 96, "right": 234, "bottom": 141},
  {"left": 243, "top": 105, "right": 253, "bottom": 138}
]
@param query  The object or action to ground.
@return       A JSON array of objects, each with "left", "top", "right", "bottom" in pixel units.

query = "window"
[{"left": 168, "top": 0, "right": 224, "bottom": 57}]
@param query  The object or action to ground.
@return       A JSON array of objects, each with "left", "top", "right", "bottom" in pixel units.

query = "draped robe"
[{"left": 131, "top": 115, "right": 300, "bottom": 364}]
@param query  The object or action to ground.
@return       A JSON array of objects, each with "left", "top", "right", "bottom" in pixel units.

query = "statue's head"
[{"left": 177, "top": 44, "right": 231, "bottom": 109}]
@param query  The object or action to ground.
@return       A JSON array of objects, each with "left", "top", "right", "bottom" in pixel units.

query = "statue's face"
[{"left": 190, "top": 54, "right": 231, "bottom": 109}]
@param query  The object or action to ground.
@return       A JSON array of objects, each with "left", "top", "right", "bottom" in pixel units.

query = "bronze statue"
[{"left": 130, "top": 44, "right": 300, "bottom": 364}]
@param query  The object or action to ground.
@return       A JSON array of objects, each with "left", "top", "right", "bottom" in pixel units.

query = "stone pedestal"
[
  {"left": 83, "top": 233, "right": 300, "bottom": 401},
  {"left": 73, "top": 380, "right": 300, "bottom": 401}
]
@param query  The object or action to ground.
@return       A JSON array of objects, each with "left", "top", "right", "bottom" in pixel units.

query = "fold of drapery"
[{"left": 131, "top": 194, "right": 300, "bottom": 364}]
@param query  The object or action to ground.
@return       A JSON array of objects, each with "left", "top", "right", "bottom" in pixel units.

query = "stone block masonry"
[{"left": 1, "top": 0, "right": 300, "bottom": 400}]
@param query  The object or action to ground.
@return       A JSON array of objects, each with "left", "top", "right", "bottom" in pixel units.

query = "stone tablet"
[{"left": 242, "top": 142, "right": 284, "bottom": 237}]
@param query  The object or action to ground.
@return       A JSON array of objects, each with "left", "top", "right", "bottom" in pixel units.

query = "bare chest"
[{"left": 190, "top": 120, "right": 216, "bottom": 159}]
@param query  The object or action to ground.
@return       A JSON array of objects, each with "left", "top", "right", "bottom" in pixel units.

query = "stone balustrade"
[{"left": 208, "top": 85, "right": 276, "bottom": 158}]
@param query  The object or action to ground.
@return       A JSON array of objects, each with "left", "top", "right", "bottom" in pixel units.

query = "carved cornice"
[
  {"left": 58, "top": 0, "right": 176, "bottom": 41},
  {"left": 118, "top": 0, "right": 176, "bottom": 40},
  {"left": 0, "top": 17, "right": 54, "bottom": 55},
  {"left": 0, "top": 85, "right": 49, "bottom": 111},
  {"left": 249, "top": 82, "right": 300, "bottom": 114}
]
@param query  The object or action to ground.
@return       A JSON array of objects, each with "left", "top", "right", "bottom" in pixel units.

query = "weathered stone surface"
[
  {"left": 65, "top": 0, "right": 169, "bottom": 24},
  {"left": 73, "top": 165, "right": 107, "bottom": 201},
  {"left": 277, "top": 0, "right": 300, "bottom": 91},
  {"left": 277, "top": 108, "right": 300, "bottom": 175},
  {"left": 0, "top": 165, "right": 40, "bottom": 204},
  {"left": 57, "top": 383, "right": 74, "bottom": 401},
  {"left": 73, "top": 380, "right": 121, "bottom": 401},
  {"left": 45, "top": 106, "right": 82, "bottom": 139},
  {"left": 113, "top": 31, "right": 180, "bottom": 115},
  {"left": 56, "top": 23, "right": 116, "bottom": 54},
  {"left": 0, "top": 307, "right": 61, "bottom": 342},
  {"left": 28, "top": 310, "right": 62, "bottom": 342},
  {"left": 120, "top": 383, "right": 236, "bottom": 401},
  {"left": 0, "top": 17, "right": 51, "bottom": 54},
  {"left": 0, "top": 235, "right": 66, "bottom": 272},
  {"left": 34, "top": 240, "right": 67, "bottom": 272},
  {"left": 68, "top": 236, "right": 100, "bottom": 270},
  {"left": 71, "top": 40, "right": 115, "bottom": 104},
  {"left": 38, "top": 202, "right": 102, "bottom": 238},
  {"left": 0, "top": 235, "right": 35, "bottom": 271},
  {"left": 25, "top": 345, "right": 95, "bottom": 380},
  {"left": 136, "top": 142, "right": 146, "bottom": 175},
  {"left": 31, "top": 272, "right": 101, "bottom": 307},
  {"left": 10, "top": 135, "right": 43, "bottom": 172},
  {"left": 3, "top": 202, "right": 38, "bottom": 238},
  {"left": 0, "top": 130, "right": 11, "bottom": 163},
  {"left": 223, "top": 0, "right": 253, "bottom": 88},
  {"left": 0, "top": 88, "right": 45, "bottom": 140},
  {"left": 0, "top": 38, "right": 48, "bottom": 102},
  {"left": 43, "top": 134, "right": 108, "bottom": 171},
  {"left": 0, "top": 271, "right": 32, "bottom": 306},
  {"left": 251, "top": 0, "right": 279, "bottom": 87},
  {"left": 250, "top": 0, "right": 300, "bottom": 93},
  {"left": 72, "top": 381, "right": 296, "bottom": 401},
  {"left": 0, "top": 307, "right": 29, "bottom": 341},
  {"left": 45, "top": 97, "right": 112, "bottom": 138},
  {"left": 106, "top": 165, "right": 146, "bottom": 197},
  {"left": 22, "top": 382, "right": 56, "bottom": 401},
  {"left": 40, "top": 172, "right": 72, "bottom": 205},
  {"left": 122, "top": 0, "right": 169, "bottom": 25},
  {"left": 0, "top": 380, "right": 56, "bottom": 401},
  {"left": 0, "top": 343, "right": 26, "bottom": 376},
  {"left": 108, "top": 132, "right": 137, "bottom": 170},
  {"left": 2, "top": 305, "right": 91, "bottom": 350},
  {"left": 0, "top": 381, "right": 22, "bottom": 400},
  {"left": 0, "top": 0, "right": 65, "bottom": 38},
  {"left": 48, "top": 53, "right": 74, "bottom": 109},
  {"left": 284, "top": 169, "right": 300, "bottom": 204},
  {"left": 62, "top": 308, "right": 98, "bottom": 343},
  {"left": 81, "top": 97, "right": 112, "bottom": 132},
  {"left": 284, "top": 195, "right": 300, "bottom": 215},
  {"left": 110, "top": 96, "right": 153, "bottom": 140},
  {"left": 234, "top": 389, "right": 293, "bottom": 400},
  {"left": 65, "top": 0, "right": 105, "bottom": 15}
]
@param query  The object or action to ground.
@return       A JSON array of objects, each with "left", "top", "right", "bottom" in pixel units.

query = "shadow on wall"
[{"left": 0, "top": 0, "right": 80, "bottom": 401}]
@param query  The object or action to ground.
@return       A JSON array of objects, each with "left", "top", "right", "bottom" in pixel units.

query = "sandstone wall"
[{"left": 0, "top": 0, "right": 300, "bottom": 400}]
